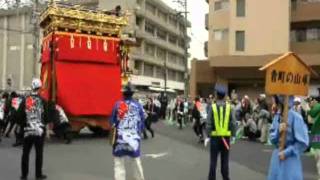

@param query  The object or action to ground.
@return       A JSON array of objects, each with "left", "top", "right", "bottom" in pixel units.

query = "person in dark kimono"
[
  {"left": 17, "top": 78, "right": 54, "bottom": 180},
  {"left": 52, "top": 105, "right": 72, "bottom": 144},
  {"left": 159, "top": 92, "right": 168, "bottom": 120},
  {"left": 176, "top": 97, "right": 184, "bottom": 129},
  {"left": 143, "top": 97, "right": 158, "bottom": 139},
  {"left": 10, "top": 92, "right": 24, "bottom": 147},
  {"left": 4, "top": 91, "right": 19, "bottom": 138},
  {"left": 1, "top": 92, "right": 10, "bottom": 135},
  {"left": 0, "top": 92, "right": 9, "bottom": 142}
]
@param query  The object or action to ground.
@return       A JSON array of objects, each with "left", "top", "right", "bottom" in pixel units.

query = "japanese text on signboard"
[{"left": 270, "top": 70, "right": 310, "bottom": 86}]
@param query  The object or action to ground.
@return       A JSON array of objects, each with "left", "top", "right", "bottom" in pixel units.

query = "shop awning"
[{"left": 148, "top": 87, "right": 176, "bottom": 93}]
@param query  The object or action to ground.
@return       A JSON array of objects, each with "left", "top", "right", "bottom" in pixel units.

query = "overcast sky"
[{"left": 163, "top": 0, "right": 208, "bottom": 61}]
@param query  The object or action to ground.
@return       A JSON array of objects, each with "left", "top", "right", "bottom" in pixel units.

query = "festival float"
[{"left": 39, "top": 2, "right": 132, "bottom": 134}]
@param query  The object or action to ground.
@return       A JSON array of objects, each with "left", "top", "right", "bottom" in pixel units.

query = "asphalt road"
[
  {"left": 0, "top": 127, "right": 264, "bottom": 180},
  {"left": 0, "top": 121, "right": 316, "bottom": 180},
  {"left": 154, "top": 120, "right": 318, "bottom": 180}
]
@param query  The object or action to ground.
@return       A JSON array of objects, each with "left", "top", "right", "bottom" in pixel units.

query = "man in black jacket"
[
  {"left": 0, "top": 92, "right": 9, "bottom": 141},
  {"left": 17, "top": 78, "right": 54, "bottom": 180},
  {"left": 159, "top": 92, "right": 168, "bottom": 120},
  {"left": 176, "top": 98, "right": 184, "bottom": 129},
  {"left": 143, "top": 97, "right": 158, "bottom": 139}
]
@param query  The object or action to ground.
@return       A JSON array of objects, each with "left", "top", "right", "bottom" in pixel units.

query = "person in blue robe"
[{"left": 267, "top": 96, "right": 309, "bottom": 180}]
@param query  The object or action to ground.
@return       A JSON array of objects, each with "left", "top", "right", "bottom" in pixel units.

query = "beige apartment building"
[{"left": 190, "top": 0, "right": 320, "bottom": 98}]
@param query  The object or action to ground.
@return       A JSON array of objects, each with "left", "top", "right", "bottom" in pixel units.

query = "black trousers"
[
  {"left": 193, "top": 118, "right": 203, "bottom": 137},
  {"left": 177, "top": 114, "right": 183, "bottom": 129},
  {"left": 208, "top": 137, "right": 230, "bottom": 180},
  {"left": 143, "top": 117, "right": 154, "bottom": 138},
  {"left": 0, "top": 120, "right": 4, "bottom": 139},
  {"left": 5, "top": 121, "right": 15, "bottom": 136},
  {"left": 160, "top": 106, "right": 166, "bottom": 119},
  {"left": 14, "top": 125, "right": 24, "bottom": 144},
  {"left": 21, "top": 135, "right": 45, "bottom": 177}
]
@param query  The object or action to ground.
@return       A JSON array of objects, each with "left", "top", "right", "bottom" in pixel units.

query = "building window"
[
  {"left": 157, "top": 48, "right": 166, "bottom": 61},
  {"left": 214, "top": 0, "right": 229, "bottom": 11},
  {"left": 158, "top": 10, "right": 167, "bottom": 22},
  {"left": 307, "top": 28, "right": 319, "bottom": 40},
  {"left": 290, "top": 30, "right": 297, "bottom": 42},
  {"left": 136, "top": 17, "right": 142, "bottom": 26},
  {"left": 303, "top": 0, "right": 320, "bottom": 2},
  {"left": 236, "top": 0, "right": 246, "bottom": 17},
  {"left": 9, "top": 46, "right": 20, "bottom": 51},
  {"left": 177, "top": 56, "right": 185, "bottom": 65},
  {"left": 177, "top": 72, "right": 184, "bottom": 82},
  {"left": 178, "top": 39, "right": 185, "bottom": 48},
  {"left": 169, "top": 35, "right": 177, "bottom": 45},
  {"left": 296, "top": 29, "right": 307, "bottom": 42},
  {"left": 157, "top": 29, "right": 167, "bottom": 40},
  {"left": 145, "top": 22, "right": 155, "bottom": 35},
  {"left": 155, "top": 66, "right": 164, "bottom": 78},
  {"left": 146, "top": 2, "right": 156, "bottom": 15},
  {"left": 235, "top": 31, "right": 245, "bottom": 51},
  {"left": 144, "top": 64, "right": 154, "bottom": 77},
  {"left": 168, "top": 70, "right": 176, "bottom": 81},
  {"left": 145, "top": 43, "right": 155, "bottom": 56},
  {"left": 291, "top": 28, "right": 320, "bottom": 42},
  {"left": 168, "top": 52, "right": 177, "bottom": 64},
  {"left": 213, "top": 29, "right": 228, "bottom": 40},
  {"left": 169, "top": 16, "right": 177, "bottom": 27},
  {"left": 134, "top": 61, "right": 143, "bottom": 75},
  {"left": 179, "top": 23, "right": 186, "bottom": 34}
]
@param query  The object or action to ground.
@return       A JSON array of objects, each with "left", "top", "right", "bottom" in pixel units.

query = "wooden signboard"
[
  {"left": 260, "top": 52, "right": 315, "bottom": 96},
  {"left": 260, "top": 52, "right": 318, "bottom": 151}
]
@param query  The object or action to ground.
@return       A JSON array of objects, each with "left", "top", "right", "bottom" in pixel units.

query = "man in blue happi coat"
[{"left": 111, "top": 83, "right": 145, "bottom": 180}]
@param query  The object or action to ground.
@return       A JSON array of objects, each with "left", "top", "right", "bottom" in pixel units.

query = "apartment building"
[
  {"left": 100, "top": 0, "right": 189, "bottom": 94},
  {"left": 0, "top": 7, "right": 37, "bottom": 90},
  {"left": 0, "top": 0, "right": 99, "bottom": 91},
  {"left": 190, "top": 0, "right": 320, "bottom": 98}
]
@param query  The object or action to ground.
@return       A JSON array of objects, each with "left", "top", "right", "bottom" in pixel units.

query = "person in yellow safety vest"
[{"left": 205, "top": 85, "right": 236, "bottom": 180}]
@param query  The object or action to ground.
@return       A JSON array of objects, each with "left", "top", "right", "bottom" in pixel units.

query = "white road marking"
[
  {"left": 263, "top": 149, "right": 273, "bottom": 153},
  {"left": 144, "top": 152, "right": 169, "bottom": 159}
]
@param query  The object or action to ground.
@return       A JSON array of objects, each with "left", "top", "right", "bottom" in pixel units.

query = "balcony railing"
[
  {"left": 290, "top": 40, "right": 320, "bottom": 54},
  {"left": 291, "top": 1, "right": 320, "bottom": 22}
]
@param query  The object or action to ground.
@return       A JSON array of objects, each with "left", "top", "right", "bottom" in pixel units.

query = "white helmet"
[
  {"left": 31, "top": 78, "right": 42, "bottom": 90},
  {"left": 294, "top": 97, "right": 301, "bottom": 103}
]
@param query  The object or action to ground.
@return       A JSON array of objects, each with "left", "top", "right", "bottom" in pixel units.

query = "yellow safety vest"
[{"left": 211, "top": 103, "right": 231, "bottom": 137}]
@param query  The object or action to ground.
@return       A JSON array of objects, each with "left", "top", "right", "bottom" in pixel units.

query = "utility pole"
[
  {"left": 174, "top": 0, "right": 189, "bottom": 97},
  {"left": 183, "top": 0, "right": 188, "bottom": 98},
  {"left": 32, "top": 0, "right": 40, "bottom": 77},
  {"left": 164, "top": 57, "right": 167, "bottom": 95}
]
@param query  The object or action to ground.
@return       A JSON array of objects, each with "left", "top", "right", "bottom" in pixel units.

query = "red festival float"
[{"left": 39, "top": 2, "right": 132, "bottom": 133}]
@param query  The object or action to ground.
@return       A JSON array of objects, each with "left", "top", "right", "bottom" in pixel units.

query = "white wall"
[{"left": 130, "top": 75, "right": 184, "bottom": 90}]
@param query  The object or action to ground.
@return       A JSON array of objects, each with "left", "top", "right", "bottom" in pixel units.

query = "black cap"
[{"left": 122, "top": 83, "right": 135, "bottom": 97}]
